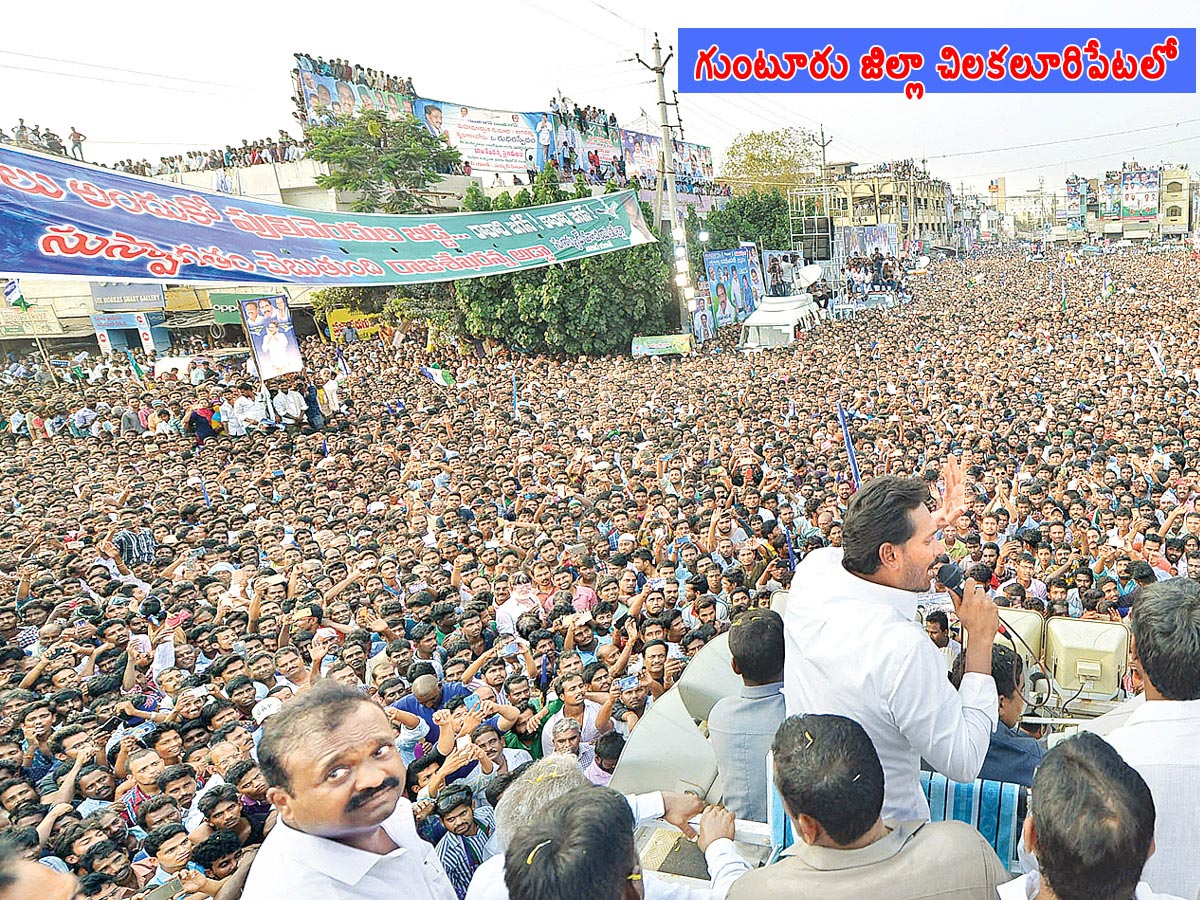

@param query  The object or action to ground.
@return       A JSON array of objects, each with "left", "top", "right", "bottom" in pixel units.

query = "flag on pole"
[
  {"left": 1102, "top": 271, "right": 1113, "bottom": 298},
  {"left": 780, "top": 523, "right": 797, "bottom": 570},
  {"left": 3, "top": 280, "right": 30, "bottom": 311},
  {"left": 125, "top": 348, "right": 146, "bottom": 382},
  {"left": 1146, "top": 338, "right": 1167, "bottom": 375},
  {"left": 335, "top": 345, "right": 352, "bottom": 378},
  {"left": 1061, "top": 281, "right": 1067, "bottom": 311},
  {"left": 419, "top": 364, "right": 455, "bottom": 387},
  {"left": 836, "top": 401, "right": 861, "bottom": 491}
]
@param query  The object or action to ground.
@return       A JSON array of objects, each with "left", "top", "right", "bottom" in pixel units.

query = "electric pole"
[
  {"left": 812, "top": 125, "right": 839, "bottom": 298},
  {"left": 638, "top": 34, "right": 687, "bottom": 333}
]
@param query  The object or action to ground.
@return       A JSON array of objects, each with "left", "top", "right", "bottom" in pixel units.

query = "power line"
[
  {"left": 955, "top": 132, "right": 1200, "bottom": 179},
  {"left": 585, "top": 0, "right": 646, "bottom": 33},
  {"left": 928, "top": 117, "right": 1200, "bottom": 160},
  {"left": 0, "top": 48, "right": 247, "bottom": 89},
  {"left": 508, "top": 0, "right": 631, "bottom": 51},
  {"left": 0, "top": 62, "right": 250, "bottom": 96}
]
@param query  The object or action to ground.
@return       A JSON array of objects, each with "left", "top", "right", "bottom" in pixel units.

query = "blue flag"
[
  {"left": 836, "top": 401, "right": 861, "bottom": 491},
  {"left": 335, "top": 345, "right": 351, "bottom": 378}
]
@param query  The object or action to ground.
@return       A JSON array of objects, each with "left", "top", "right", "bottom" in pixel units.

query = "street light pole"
[{"left": 638, "top": 34, "right": 688, "bottom": 333}]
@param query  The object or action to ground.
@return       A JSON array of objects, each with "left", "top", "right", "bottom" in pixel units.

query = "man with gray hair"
[
  {"left": 550, "top": 718, "right": 591, "bottom": 767},
  {"left": 1105, "top": 577, "right": 1200, "bottom": 899},
  {"left": 464, "top": 753, "right": 746, "bottom": 900}
]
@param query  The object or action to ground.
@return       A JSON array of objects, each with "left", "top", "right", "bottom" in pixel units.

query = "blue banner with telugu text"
[{"left": 0, "top": 145, "right": 656, "bottom": 286}]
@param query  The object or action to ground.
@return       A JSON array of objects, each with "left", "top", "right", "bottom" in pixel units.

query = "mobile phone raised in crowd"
[
  {"left": 502, "top": 641, "right": 520, "bottom": 657},
  {"left": 616, "top": 675, "right": 640, "bottom": 692},
  {"left": 464, "top": 693, "right": 483, "bottom": 712},
  {"left": 142, "top": 877, "right": 183, "bottom": 900}
]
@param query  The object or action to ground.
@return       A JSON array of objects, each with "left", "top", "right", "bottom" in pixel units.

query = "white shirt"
[
  {"left": 273, "top": 389, "right": 305, "bottom": 423},
  {"left": 233, "top": 394, "right": 269, "bottom": 426},
  {"left": 323, "top": 378, "right": 343, "bottom": 414},
  {"left": 464, "top": 792, "right": 747, "bottom": 900},
  {"left": 494, "top": 595, "right": 541, "bottom": 635},
  {"left": 1105, "top": 699, "right": 1200, "bottom": 900},
  {"left": 541, "top": 700, "right": 608, "bottom": 758},
  {"left": 998, "top": 871, "right": 1182, "bottom": 900},
  {"left": 784, "top": 548, "right": 998, "bottom": 822},
  {"left": 216, "top": 400, "right": 245, "bottom": 437},
  {"left": 241, "top": 796, "right": 456, "bottom": 900}
]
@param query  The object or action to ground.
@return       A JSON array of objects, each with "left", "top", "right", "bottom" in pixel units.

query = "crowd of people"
[
  {"left": 294, "top": 53, "right": 414, "bottom": 96},
  {"left": 547, "top": 95, "right": 618, "bottom": 136},
  {"left": 106, "top": 135, "right": 310, "bottom": 179},
  {"left": 0, "top": 242, "right": 1198, "bottom": 898},
  {"left": 843, "top": 250, "right": 908, "bottom": 295},
  {"left": 1, "top": 119, "right": 86, "bottom": 160}
]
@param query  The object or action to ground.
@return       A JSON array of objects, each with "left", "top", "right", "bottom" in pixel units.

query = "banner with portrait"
[
  {"left": 1121, "top": 169, "right": 1159, "bottom": 219},
  {"left": 621, "top": 129, "right": 664, "bottom": 183},
  {"left": 294, "top": 70, "right": 415, "bottom": 125},
  {"left": 1100, "top": 179, "right": 1121, "bottom": 220},
  {"left": 671, "top": 140, "right": 714, "bottom": 180},
  {"left": 839, "top": 224, "right": 898, "bottom": 258},
  {"left": 240, "top": 295, "right": 304, "bottom": 381},
  {"left": 413, "top": 98, "right": 550, "bottom": 174},
  {"left": 702, "top": 248, "right": 762, "bottom": 329}
]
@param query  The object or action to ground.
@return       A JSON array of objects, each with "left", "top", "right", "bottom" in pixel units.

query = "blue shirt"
[
  {"left": 391, "top": 682, "right": 471, "bottom": 743},
  {"left": 707, "top": 682, "right": 786, "bottom": 821},
  {"left": 978, "top": 720, "right": 1045, "bottom": 788}
]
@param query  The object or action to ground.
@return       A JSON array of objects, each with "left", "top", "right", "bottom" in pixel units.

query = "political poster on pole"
[{"left": 239, "top": 296, "right": 304, "bottom": 381}]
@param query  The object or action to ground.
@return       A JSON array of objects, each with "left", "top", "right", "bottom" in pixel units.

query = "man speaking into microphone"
[{"left": 784, "top": 459, "right": 999, "bottom": 822}]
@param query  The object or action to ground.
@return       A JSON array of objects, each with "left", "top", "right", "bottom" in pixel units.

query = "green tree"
[
  {"left": 455, "top": 169, "right": 672, "bottom": 354},
  {"left": 702, "top": 190, "right": 791, "bottom": 252},
  {"left": 307, "top": 110, "right": 460, "bottom": 213},
  {"left": 308, "top": 111, "right": 462, "bottom": 331},
  {"left": 721, "top": 127, "right": 817, "bottom": 196},
  {"left": 461, "top": 182, "right": 491, "bottom": 213}
]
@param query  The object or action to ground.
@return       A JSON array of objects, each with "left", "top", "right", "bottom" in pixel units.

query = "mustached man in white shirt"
[
  {"left": 999, "top": 732, "right": 1184, "bottom": 900},
  {"left": 1104, "top": 577, "right": 1200, "bottom": 899},
  {"left": 241, "top": 682, "right": 457, "bottom": 900},
  {"left": 784, "top": 460, "right": 1000, "bottom": 822}
]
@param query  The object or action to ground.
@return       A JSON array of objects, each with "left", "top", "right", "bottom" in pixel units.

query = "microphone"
[
  {"left": 938, "top": 562, "right": 1010, "bottom": 637},
  {"left": 939, "top": 563, "right": 1047, "bottom": 701}
]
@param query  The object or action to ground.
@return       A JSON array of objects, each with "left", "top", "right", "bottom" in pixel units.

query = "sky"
[{"left": 2, "top": 2, "right": 1198, "bottom": 198}]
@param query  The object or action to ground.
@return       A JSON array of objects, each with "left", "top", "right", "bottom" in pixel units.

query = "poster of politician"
[
  {"left": 240, "top": 296, "right": 304, "bottom": 381},
  {"left": 413, "top": 98, "right": 549, "bottom": 174},
  {"left": 703, "top": 248, "right": 761, "bottom": 327}
]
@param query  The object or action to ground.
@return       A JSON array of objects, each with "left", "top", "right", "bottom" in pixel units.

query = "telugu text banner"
[{"left": 0, "top": 146, "right": 656, "bottom": 286}]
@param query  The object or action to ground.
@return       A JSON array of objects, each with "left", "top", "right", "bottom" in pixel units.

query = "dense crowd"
[
  {"left": 294, "top": 53, "right": 415, "bottom": 95},
  {"left": 0, "top": 243, "right": 1199, "bottom": 899},
  {"left": 843, "top": 251, "right": 908, "bottom": 295},
  {"left": 107, "top": 135, "right": 310, "bottom": 179}
]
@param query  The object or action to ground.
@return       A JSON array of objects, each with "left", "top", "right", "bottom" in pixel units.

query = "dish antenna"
[{"left": 796, "top": 264, "right": 823, "bottom": 289}]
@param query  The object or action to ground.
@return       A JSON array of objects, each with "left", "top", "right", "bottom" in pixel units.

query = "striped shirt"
[{"left": 434, "top": 805, "right": 496, "bottom": 900}]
